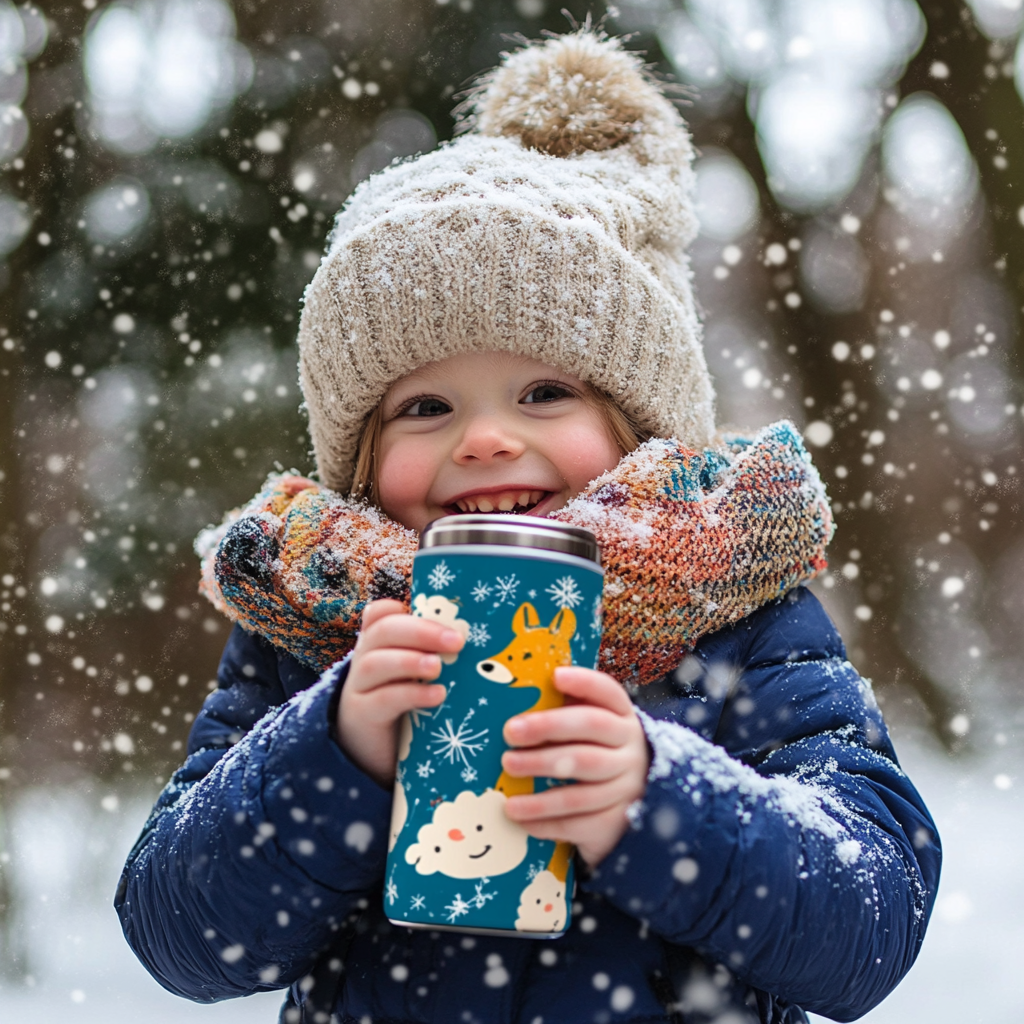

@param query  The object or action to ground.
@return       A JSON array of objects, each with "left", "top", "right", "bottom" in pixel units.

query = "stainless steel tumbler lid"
[{"left": 419, "top": 514, "right": 600, "bottom": 566}]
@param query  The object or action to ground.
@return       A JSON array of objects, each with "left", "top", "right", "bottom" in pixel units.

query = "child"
[{"left": 116, "top": 30, "right": 940, "bottom": 1024}]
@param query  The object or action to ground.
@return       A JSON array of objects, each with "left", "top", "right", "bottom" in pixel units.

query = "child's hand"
[
  {"left": 500, "top": 667, "right": 651, "bottom": 870},
  {"left": 337, "top": 599, "right": 464, "bottom": 790}
]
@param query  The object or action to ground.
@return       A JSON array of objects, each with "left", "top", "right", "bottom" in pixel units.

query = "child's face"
[{"left": 377, "top": 351, "right": 624, "bottom": 533}]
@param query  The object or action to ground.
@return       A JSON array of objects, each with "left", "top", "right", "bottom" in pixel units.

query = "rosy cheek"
[
  {"left": 555, "top": 425, "right": 621, "bottom": 484},
  {"left": 377, "top": 443, "right": 437, "bottom": 523}
]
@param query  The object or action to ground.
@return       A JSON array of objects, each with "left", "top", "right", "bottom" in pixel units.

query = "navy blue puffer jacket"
[{"left": 115, "top": 586, "right": 940, "bottom": 1023}]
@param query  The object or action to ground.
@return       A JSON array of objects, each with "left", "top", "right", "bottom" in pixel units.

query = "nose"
[
  {"left": 448, "top": 828, "right": 465, "bottom": 841},
  {"left": 544, "top": 903, "right": 553, "bottom": 912},
  {"left": 477, "top": 659, "right": 515, "bottom": 683},
  {"left": 452, "top": 415, "right": 526, "bottom": 465}
]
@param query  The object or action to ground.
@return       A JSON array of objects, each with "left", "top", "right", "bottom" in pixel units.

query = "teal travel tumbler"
[{"left": 383, "top": 514, "right": 603, "bottom": 938}]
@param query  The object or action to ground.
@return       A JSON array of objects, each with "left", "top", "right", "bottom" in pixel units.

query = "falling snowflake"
[
  {"left": 428, "top": 560, "right": 456, "bottom": 591},
  {"left": 444, "top": 892, "right": 472, "bottom": 923},
  {"left": 411, "top": 894, "right": 426, "bottom": 911},
  {"left": 471, "top": 580, "right": 493, "bottom": 602},
  {"left": 467, "top": 622, "right": 490, "bottom": 647},
  {"left": 460, "top": 765, "right": 478, "bottom": 783},
  {"left": 546, "top": 575, "right": 583, "bottom": 609},
  {"left": 477, "top": 696, "right": 488, "bottom": 706},
  {"left": 386, "top": 868, "right": 399, "bottom": 906},
  {"left": 470, "top": 878, "right": 498, "bottom": 909},
  {"left": 430, "top": 710, "right": 489, "bottom": 769},
  {"left": 528, "top": 589, "right": 537, "bottom": 599},
  {"left": 416, "top": 760, "right": 435, "bottom": 778},
  {"left": 494, "top": 573, "right": 520, "bottom": 606}
]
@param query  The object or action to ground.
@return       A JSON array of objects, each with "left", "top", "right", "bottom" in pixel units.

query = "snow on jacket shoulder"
[{"left": 115, "top": 586, "right": 940, "bottom": 1024}]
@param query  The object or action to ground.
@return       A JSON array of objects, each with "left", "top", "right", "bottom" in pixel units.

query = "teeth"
[{"left": 453, "top": 490, "right": 548, "bottom": 513}]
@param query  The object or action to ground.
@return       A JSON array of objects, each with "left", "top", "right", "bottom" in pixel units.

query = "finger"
[
  {"left": 357, "top": 613, "right": 465, "bottom": 656},
  {"left": 360, "top": 599, "right": 409, "bottom": 630},
  {"left": 501, "top": 743, "right": 628, "bottom": 783},
  {"left": 553, "top": 667, "right": 634, "bottom": 715},
  {"left": 504, "top": 705, "right": 634, "bottom": 749},
  {"left": 346, "top": 680, "right": 446, "bottom": 725},
  {"left": 350, "top": 649, "right": 443, "bottom": 691},
  {"left": 504, "top": 778, "right": 634, "bottom": 822},
  {"left": 512, "top": 804, "right": 627, "bottom": 850}
]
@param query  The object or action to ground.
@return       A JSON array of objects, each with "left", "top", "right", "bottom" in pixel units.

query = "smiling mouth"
[
  {"left": 468, "top": 845, "right": 492, "bottom": 859},
  {"left": 447, "top": 490, "right": 550, "bottom": 515}
]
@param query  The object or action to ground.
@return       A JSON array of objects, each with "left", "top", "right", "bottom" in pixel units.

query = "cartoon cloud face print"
[
  {"left": 404, "top": 789, "right": 529, "bottom": 879},
  {"left": 388, "top": 779, "right": 408, "bottom": 852},
  {"left": 515, "top": 870, "right": 567, "bottom": 933},
  {"left": 412, "top": 594, "right": 470, "bottom": 665}
]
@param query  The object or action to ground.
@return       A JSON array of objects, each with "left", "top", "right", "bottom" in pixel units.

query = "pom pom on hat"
[{"left": 463, "top": 29, "right": 676, "bottom": 158}]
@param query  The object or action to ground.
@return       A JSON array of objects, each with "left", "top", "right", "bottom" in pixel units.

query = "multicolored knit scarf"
[{"left": 196, "top": 420, "right": 833, "bottom": 687}]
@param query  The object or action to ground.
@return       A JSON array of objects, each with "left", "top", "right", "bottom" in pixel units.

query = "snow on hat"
[{"left": 298, "top": 28, "right": 714, "bottom": 494}]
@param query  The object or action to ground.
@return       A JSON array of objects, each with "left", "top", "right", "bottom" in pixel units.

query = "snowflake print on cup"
[
  {"left": 467, "top": 623, "right": 490, "bottom": 647},
  {"left": 493, "top": 573, "right": 520, "bottom": 606},
  {"left": 546, "top": 575, "right": 584, "bottom": 609},
  {"left": 428, "top": 559, "right": 456, "bottom": 591},
  {"left": 429, "top": 708, "right": 489, "bottom": 770}
]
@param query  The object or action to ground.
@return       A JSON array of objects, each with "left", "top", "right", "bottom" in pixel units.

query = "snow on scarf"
[{"left": 195, "top": 420, "right": 833, "bottom": 687}]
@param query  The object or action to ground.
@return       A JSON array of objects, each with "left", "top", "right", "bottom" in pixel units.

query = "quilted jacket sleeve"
[
  {"left": 581, "top": 587, "right": 941, "bottom": 1023},
  {"left": 114, "top": 626, "right": 393, "bottom": 1002}
]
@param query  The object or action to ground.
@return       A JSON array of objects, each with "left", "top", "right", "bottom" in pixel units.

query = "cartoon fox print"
[{"left": 476, "top": 601, "right": 577, "bottom": 893}]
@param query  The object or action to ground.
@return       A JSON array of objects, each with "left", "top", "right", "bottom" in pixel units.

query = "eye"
[
  {"left": 398, "top": 396, "right": 452, "bottom": 418},
  {"left": 522, "top": 382, "right": 574, "bottom": 404}
]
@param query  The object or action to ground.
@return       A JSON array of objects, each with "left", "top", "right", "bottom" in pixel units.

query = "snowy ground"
[{"left": 0, "top": 734, "right": 1019, "bottom": 1024}]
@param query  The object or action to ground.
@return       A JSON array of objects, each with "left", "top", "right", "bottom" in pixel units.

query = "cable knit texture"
[
  {"left": 298, "top": 29, "right": 712, "bottom": 493},
  {"left": 196, "top": 421, "right": 833, "bottom": 684}
]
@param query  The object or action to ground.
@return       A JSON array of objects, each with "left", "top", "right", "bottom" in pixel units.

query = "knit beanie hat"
[{"left": 298, "top": 28, "right": 714, "bottom": 494}]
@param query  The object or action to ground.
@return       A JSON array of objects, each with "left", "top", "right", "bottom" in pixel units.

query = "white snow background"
[{"left": 0, "top": 731, "right": 1019, "bottom": 1022}]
